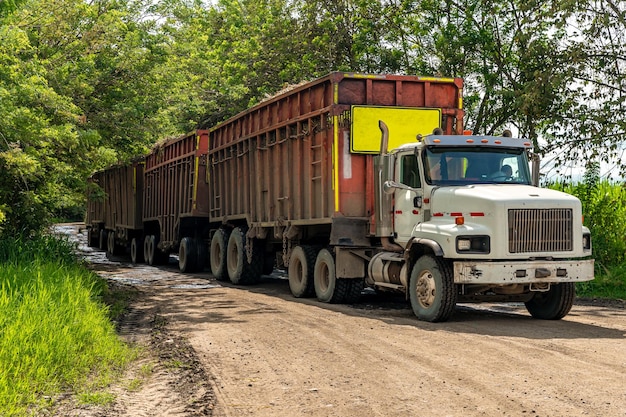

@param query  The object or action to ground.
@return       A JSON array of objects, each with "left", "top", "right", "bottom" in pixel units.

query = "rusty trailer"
[
  {"left": 85, "top": 160, "right": 144, "bottom": 261},
  {"left": 142, "top": 130, "right": 210, "bottom": 271},
  {"left": 207, "top": 72, "right": 464, "bottom": 286}
]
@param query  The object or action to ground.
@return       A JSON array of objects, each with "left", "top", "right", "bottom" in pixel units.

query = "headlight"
[
  {"left": 583, "top": 233, "right": 591, "bottom": 251},
  {"left": 456, "top": 236, "right": 490, "bottom": 253}
]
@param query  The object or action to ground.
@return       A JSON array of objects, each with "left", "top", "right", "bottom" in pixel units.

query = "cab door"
[{"left": 394, "top": 154, "right": 424, "bottom": 244}]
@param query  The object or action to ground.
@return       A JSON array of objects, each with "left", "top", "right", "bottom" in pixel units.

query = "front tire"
[
  {"left": 409, "top": 255, "right": 456, "bottom": 322},
  {"left": 525, "top": 282, "right": 575, "bottom": 320}
]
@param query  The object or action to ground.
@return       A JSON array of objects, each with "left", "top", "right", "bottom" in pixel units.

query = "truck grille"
[{"left": 508, "top": 209, "right": 573, "bottom": 253}]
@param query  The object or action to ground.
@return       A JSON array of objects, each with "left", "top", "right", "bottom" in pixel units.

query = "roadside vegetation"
[
  {"left": 550, "top": 167, "right": 626, "bottom": 300},
  {"left": 0, "top": 235, "right": 134, "bottom": 416}
]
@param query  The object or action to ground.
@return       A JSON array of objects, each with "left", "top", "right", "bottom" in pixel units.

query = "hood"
[{"left": 430, "top": 184, "right": 581, "bottom": 214}]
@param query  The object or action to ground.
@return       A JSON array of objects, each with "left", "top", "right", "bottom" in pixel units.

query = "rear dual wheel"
[
  {"left": 210, "top": 228, "right": 230, "bottom": 281},
  {"left": 106, "top": 231, "right": 122, "bottom": 256},
  {"left": 226, "top": 227, "right": 262, "bottom": 285},
  {"left": 130, "top": 237, "right": 144, "bottom": 264},
  {"left": 179, "top": 237, "right": 206, "bottom": 273},
  {"left": 143, "top": 234, "right": 169, "bottom": 266},
  {"left": 288, "top": 245, "right": 318, "bottom": 298},
  {"left": 313, "top": 248, "right": 362, "bottom": 304}
]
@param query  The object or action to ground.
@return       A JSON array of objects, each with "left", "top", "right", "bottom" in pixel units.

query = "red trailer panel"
[
  {"left": 143, "top": 130, "right": 210, "bottom": 248},
  {"left": 208, "top": 72, "right": 463, "bottom": 235}
]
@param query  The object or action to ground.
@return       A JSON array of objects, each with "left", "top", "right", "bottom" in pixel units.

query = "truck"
[{"left": 87, "top": 72, "right": 594, "bottom": 322}]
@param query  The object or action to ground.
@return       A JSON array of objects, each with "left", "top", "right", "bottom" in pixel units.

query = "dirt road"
[{"left": 57, "top": 224, "right": 626, "bottom": 417}]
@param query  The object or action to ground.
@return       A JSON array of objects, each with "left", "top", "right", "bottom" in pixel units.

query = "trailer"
[
  {"left": 85, "top": 159, "right": 144, "bottom": 261},
  {"left": 142, "top": 130, "right": 210, "bottom": 271},
  {"left": 207, "top": 72, "right": 465, "bottom": 288}
]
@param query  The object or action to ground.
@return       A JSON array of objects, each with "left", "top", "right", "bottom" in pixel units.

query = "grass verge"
[
  {"left": 577, "top": 263, "right": 626, "bottom": 301},
  {"left": 0, "top": 235, "right": 134, "bottom": 416}
]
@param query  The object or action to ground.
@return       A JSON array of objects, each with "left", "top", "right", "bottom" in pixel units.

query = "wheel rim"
[
  {"left": 416, "top": 270, "right": 436, "bottom": 308},
  {"left": 293, "top": 257, "right": 304, "bottom": 285},
  {"left": 318, "top": 261, "right": 330, "bottom": 292},
  {"left": 211, "top": 233, "right": 222, "bottom": 270},
  {"left": 180, "top": 239, "right": 187, "bottom": 266}
]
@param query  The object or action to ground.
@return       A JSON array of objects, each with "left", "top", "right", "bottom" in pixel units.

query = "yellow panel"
[{"left": 351, "top": 106, "right": 441, "bottom": 154}]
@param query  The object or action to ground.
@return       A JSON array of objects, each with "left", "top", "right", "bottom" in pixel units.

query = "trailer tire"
[
  {"left": 145, "top": 235, "right": 168, "bottom": 266},
  {"left": 227, "top": 227, "right": 261, "bottom": 285},
  {"left": 210, "top": 228, "right": 230, "bottom": 281},
  {"left": 144, "top": 235, "right": 154, "bottom": 265},
  {"left": 179, "top": 237, "right": 198, "bottom": 273},
  {"left": 288, "top": 245, "right": 317, "bottom": 298},
  {"left": 107, "top": 231, "right": 121, "bottom": 256},
  {"left": 314, "top": 248, "right": 349, "bottom": 303},
  {"left": 409, "top": 255, "right": 456, "bottom": 322},
  {"left": 99, "top": 229, "right": 107, "bottom": 251},
  {"left": 524, "top": 282, "right": 575, "bottom": 320},
  {"left": 130, "top": 237, "right": 144, "bottom": 264}
]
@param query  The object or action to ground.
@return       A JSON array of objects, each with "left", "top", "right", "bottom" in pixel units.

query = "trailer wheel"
[
  {"left": 130, "top": 237, "right": 144, "bottom": 264},
  {"left": 524, "top": 282, "right": 575, "bottom": 320},
  {"left": 179, "top": 237, "right": 198, "bottom": 273},
  {"left": 99, "top": 229, "right": 107, "bottom": 251},
  {"left": 145, "top": 235, "right": 168, "bottom": 266},
  {"left": 106, "top": 231, "right": 120, "bottom": 256},
  {"left": 210, "top": 228, "right": 230, "bottom": 281},
  {"left": 409, "top": 255, "right": 456, "bottom": 322},
  {"left": 288, "top": 245, "right": 318, "bottom": 298},
  {"left": 226, "top": 227, "right": 261, "bottom": 285},
  {"left": 144, "top": 235, "right": 153, "bottom": 265},
  {"left": 314, "top": 248, "right": 349, "bottom": 303}
]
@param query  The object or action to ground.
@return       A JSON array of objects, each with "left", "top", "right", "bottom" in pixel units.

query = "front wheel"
[
  {"left": 409, "top": 255, "right": 456, "bottom": 322},
  {"left": 524, "top": 282, "right": 575, "bottom": 320}
]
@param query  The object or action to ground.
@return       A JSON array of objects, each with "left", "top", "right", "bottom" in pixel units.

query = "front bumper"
[{"left": 453, "top": 259, "right": 594, "bottom": 284}]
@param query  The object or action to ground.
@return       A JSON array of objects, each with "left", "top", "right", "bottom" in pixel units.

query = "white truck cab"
[{"left": 369, "top": 127, "right": 594, "bottom": 322}]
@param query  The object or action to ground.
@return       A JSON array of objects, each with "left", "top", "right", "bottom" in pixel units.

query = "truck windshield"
[{"left": 423, "top": 146, "right": 532, "bottom": 186}]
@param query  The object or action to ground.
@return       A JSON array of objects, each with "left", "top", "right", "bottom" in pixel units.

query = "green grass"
[
  {"left": 550, "top": 179, "right": 626, "bottom": 301},
  {"left": 576, "top": 263, "right": 626, "bottom": 300},
  {"left": 0, "top": 236, "right": 134, "bottom": 416}
]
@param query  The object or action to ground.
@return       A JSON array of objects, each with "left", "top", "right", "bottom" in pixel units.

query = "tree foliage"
[{"left": 0, "top": 0, "right": 624, "bottom": 236}]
